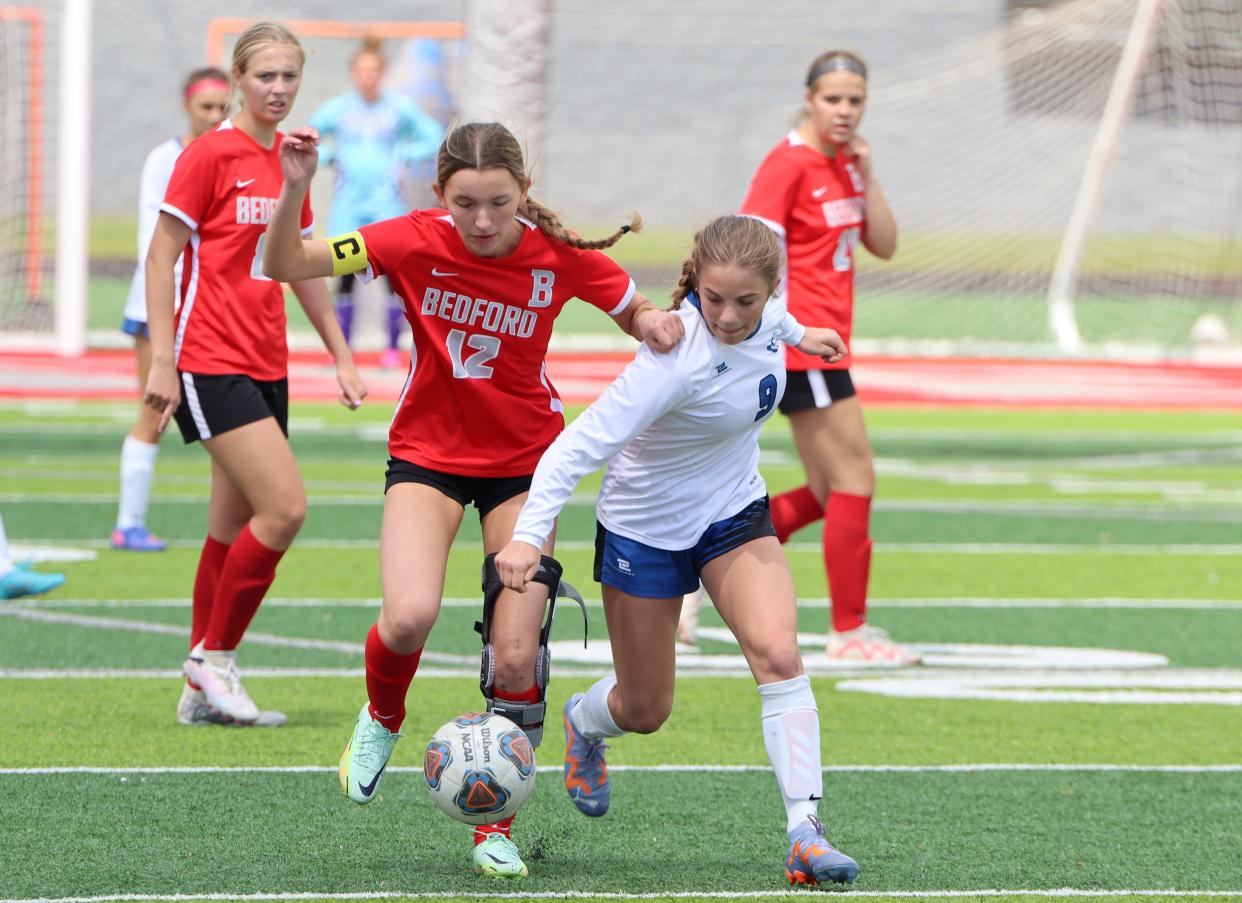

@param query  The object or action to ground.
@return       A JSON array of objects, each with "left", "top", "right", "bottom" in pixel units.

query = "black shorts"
[
  {"left": 384, "top": 458, "right": 532, "bottom": 518},
  {"left": 173, "top": 373, "right": 289, "bottom": 444},
  {"left": 778, "top": 368, "right": 856, "bottom": 415}
]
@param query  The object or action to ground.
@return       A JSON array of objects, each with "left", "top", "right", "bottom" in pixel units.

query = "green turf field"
[{"left": 1, "top": 401, "right": 1240, "bottom": 903}]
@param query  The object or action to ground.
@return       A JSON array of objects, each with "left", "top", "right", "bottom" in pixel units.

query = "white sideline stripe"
[
  {"left": 4, "top": 889, "right": 1242, "bottom": 902},
  {"left": 2, "top": 764, "right": 1240, "bottom": 776},
  {"left": 14, "top": 596, "right": 1242, "bottom": 611}
]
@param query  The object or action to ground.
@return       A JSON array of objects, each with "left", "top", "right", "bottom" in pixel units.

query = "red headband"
[{"left": 184, "top": 77, "right": 229, "bottom": 100}]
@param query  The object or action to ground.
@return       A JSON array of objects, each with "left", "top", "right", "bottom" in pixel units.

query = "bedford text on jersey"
[{"left": 420, "top": 287, "right": 538, "bottom": 339}]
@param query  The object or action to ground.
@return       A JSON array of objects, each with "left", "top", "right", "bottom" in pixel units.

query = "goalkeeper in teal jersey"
[{"left": 309, "top": 36, "right": 444, "bottom": 367}]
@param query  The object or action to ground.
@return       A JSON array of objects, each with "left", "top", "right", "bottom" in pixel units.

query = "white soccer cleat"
[
  {"left": 183, "top": 644, "right": 261, "bottom": 722},
  {"left": 826, "top": 624, "right": 922, "bottom": 666},
  {"left": 176, "top": 683, "right": 286, "bottom": 727},
  {"left": 677, "top": 583, "right": 705, "bottom": 647}
]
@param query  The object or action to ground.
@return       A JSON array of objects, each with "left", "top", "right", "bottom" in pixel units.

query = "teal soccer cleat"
[
  {"left": 0, "top": 567, "right": 65, "bottom": 600},
  {"left": 338, "top": 703, "right": 400, "bottom": 804},
  {"left": 472, "top": 832, "right": 528, "bottom": 878}
]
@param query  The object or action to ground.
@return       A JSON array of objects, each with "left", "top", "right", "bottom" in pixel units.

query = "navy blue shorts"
[
  {"left": 121, "top": 317, "right": 149, "bottom": 339},
  {"left": 593, "top": 497, "right": 776, "bottom": 598}
]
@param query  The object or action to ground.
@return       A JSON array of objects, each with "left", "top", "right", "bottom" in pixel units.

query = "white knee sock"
[
  {"left": 117, "top": 435, "right": 159, "bottom": 529},
  {"left": 759, "top": 674, "right": 823, "bottom": 833},
  {"left": 569, "top": 675, "right": 625, "bottom": 740}
]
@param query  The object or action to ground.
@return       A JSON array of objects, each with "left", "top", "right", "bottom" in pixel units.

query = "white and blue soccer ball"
[{"left": 423, "top": 712, "right": 537, "bottom": 824}]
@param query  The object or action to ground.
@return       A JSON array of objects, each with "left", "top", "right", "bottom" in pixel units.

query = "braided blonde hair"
[
  {"left": 670, "top": 216, "right": 783, "bottom": 309},
  {"left": 435, "top": 122, "right": 639, "bottom": 251}
]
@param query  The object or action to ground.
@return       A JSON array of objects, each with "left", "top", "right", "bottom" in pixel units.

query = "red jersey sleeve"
[
  {"left": 160, "top": 139, "right": 219, "bottom": 230},
  {"left": 739, "top": 144, "right": 802, "bottom": 234},
  {"left": 356, "top": 214, "right": 417, "bottom": 279},
  {"left": 567, "top": 247, "right": 636, "bottom": 316}
]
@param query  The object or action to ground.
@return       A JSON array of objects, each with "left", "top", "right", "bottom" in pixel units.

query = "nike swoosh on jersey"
[
  {"left": 431, "top": 267, "right": 459, "bottom": 277},
  {"left": 236, "top": 178, "right": 256, "bottom": 189},
  {"left": 811, "top": 186, "right": 828, "bottom": 198}
]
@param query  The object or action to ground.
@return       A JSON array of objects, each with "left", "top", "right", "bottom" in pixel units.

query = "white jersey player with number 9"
[{"left": 495, "top": 215, "right": 861, "bottom": 887}]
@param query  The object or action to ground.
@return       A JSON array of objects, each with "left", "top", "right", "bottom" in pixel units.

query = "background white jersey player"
[{"left": 497, "top": 216, "right": 861, "bottom": 888}]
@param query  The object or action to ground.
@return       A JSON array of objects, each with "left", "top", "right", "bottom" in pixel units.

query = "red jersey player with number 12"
[
  {"left": 143, "top": 23, "right": 366, "bottom": 727},
  {"left": 684, "top": 50, "right": 918, "bottom": 664},
  {"left": 264, "top": 120, "right": 682, "bottom": 879}
]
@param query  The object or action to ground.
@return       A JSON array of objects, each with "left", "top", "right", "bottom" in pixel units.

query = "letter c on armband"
[{"left": 327, "top": 231, "right": 367, "bottom": 277}]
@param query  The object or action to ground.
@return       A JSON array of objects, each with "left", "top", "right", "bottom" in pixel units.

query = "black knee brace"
[{"left": 475, "top": 552, "right": 587, "bottom": 748}]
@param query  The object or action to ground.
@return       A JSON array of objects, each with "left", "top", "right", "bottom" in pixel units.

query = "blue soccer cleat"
[
  {"left": 111, "top": 526, "right": 168, "bottom": 552},
  {"left": 786, "top": 815, "right": 859, "bottom": 885},
  {"left": 339, "top": 703, "right": 400, "bottom": 804},
  {"left": 562, "top": 694, "right": 610, "bottom": 816},
  {"left": 0, "top": 567, "right": 65, "bottom": 600}
]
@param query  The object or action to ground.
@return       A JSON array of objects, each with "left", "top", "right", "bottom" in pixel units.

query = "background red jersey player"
[
  {"left": 681, "top": 50, "right": 916, "bottom": 665},
  {"left": 264, "top": 119, "right": 682, "bottom": 879},
  {"left": 142, "top": 22, "right": 366, "bottom": 728}
]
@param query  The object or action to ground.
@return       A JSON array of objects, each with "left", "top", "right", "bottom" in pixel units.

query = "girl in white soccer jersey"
[
  {"left": 495, "top": 215, "right": 860, "bottom": 887},
  {"left": 143, "top": 23, "right": 366, "bottom": 729},
  {"left": 697, "top": 49, "right": 911, "bottom": 665},
  {"left": 111, "top": 67, "right": 229, "bottom": 553}
]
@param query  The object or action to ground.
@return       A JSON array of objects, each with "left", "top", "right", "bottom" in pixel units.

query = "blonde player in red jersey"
[
  {"left": 264, "top": 120, "right": 683, "bottom": 879},
  {"left": 143, "top": 23, "right": 367, "bottom": 727},
  {"left": 681, "top": 50, "right": 918, "bottom": 664}
]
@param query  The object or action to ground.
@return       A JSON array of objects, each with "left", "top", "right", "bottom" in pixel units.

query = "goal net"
[
  {"left": 854, "top": 0, "right": 1242, "bottom": 358},
  {"left": 0, "top": 6, "right": 48, "bottom": 340}
]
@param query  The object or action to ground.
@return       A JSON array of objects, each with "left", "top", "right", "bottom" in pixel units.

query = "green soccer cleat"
[
  {"left": 338, "top": 703, "right": 400, "bottom": 804},
  {"left": 472, "top": 832, "right": 528, "bottom": 878}
]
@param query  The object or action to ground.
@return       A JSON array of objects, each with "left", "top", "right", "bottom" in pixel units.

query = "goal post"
[{"left": 1046, "top": 0, "right": 1166, "bottom": 353}]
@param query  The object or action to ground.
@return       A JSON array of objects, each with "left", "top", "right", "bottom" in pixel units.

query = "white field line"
[
  {"left": 15, "top": 538, "right": 1242, "bottom": 554},
  {"left": 5, "top": 887, "right": 1242, "bottom": 902},
  {"left": 13, "top": 596, "right": 1242, "bottom": 610},
  {"left": 2, "top": 764, "right": 1240, "bottom": 776},
  {"left": 0, "top": 608, "right": 455, "bottom": 667}
]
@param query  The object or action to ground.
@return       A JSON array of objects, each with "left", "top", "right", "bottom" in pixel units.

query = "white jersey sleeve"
[
  {"left": 124, "top": 139, "right": 183, "bottom": 324},
  {"left": 779, "top": 309, "right": 806, "bottom": 347},
  {"left": 511, "top": 340, "right": 704, "bottom": 548}
]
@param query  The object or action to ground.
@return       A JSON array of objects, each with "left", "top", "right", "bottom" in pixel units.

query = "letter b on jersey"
[{"left": 529, "top": 269, "right": 555, "bottom": 308}]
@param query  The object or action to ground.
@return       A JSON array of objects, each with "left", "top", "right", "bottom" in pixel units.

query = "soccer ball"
[{"left": 423, "top": 712, "right": 537, "bottom": 824}]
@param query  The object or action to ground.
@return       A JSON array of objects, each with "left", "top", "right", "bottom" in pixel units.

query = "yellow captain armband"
[{"left": 326, "top": 231, "right": 368, "bottom": 277}]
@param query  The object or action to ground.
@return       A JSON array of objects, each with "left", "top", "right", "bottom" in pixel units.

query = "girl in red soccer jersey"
[
  {"left": 143, "top": 23, "right": 367, "bottom": 727},
  {"left": 263, "top": 120, "right": 682, "bottom": 878},
  {"left": 682, "top": 50, "right": 917, "bottom": 664}
]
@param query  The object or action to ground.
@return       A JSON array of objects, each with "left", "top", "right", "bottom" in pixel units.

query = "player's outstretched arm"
[
  {"left": 263, "top": 128, "right": 333, "bottom": 282},
  {"left": 796, "top": 326, "right": 847, "bottom": 363},
  {"left": 611, "top": 291, "right": 684, "bottom": 352}
]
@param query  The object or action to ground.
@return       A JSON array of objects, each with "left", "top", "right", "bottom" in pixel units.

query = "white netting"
[
  {"left": 855, "top": 0, "right": 1242, "bottom": 357},
  {"left": 0, "top": 6, "right": 50, "bottom": 335}
]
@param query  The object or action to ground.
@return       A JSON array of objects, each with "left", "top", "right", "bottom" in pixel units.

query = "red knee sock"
[
  {"left": 190, "top": 535, "right": 231, "bottom": 653},
  {"left": 823, "top": 492, "right": 872, "bottom": 633},
  {"left": 472, "top": 684, "right": 538, "bottom": 845},
  {"left": 202, "top": 524, "right": 285, "bottom": 652},
  {"left": 365, "top": 623, "right": 423, "bottom": 732},
  {"left": 769, "top": 486, "right": 824, "bottom": 543}
]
